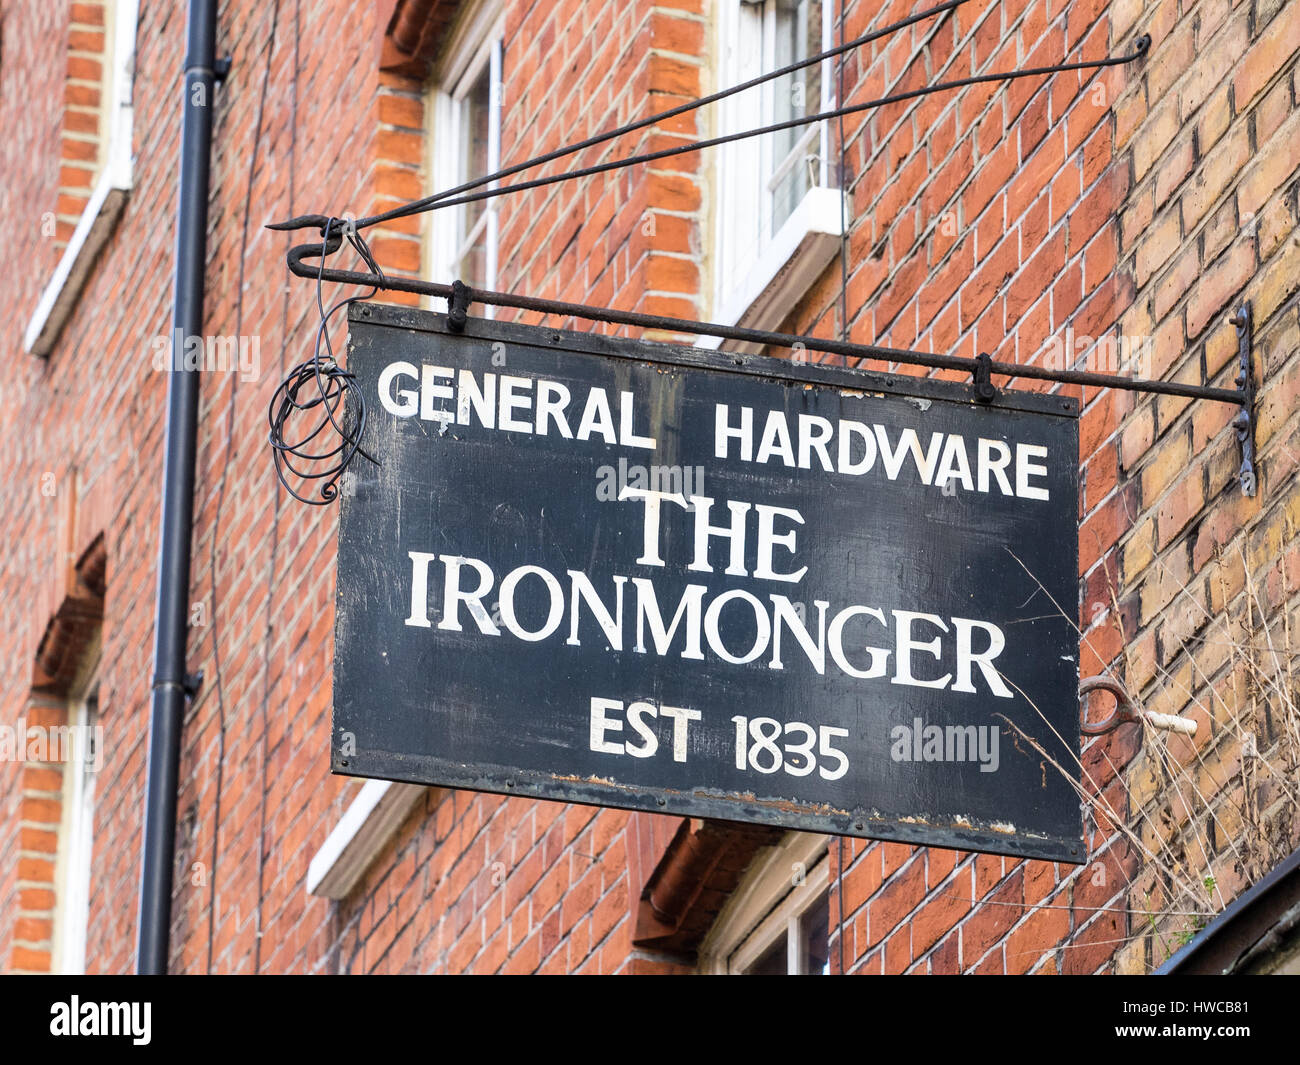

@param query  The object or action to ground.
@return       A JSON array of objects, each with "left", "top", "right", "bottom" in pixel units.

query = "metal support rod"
[
  {"left": 137, "top": 0, "right": 218, "bottom": 975},
  {"left": 353, "top": 0, "right": 971, "bottom": 232},
  {"left": 283, "top": 236, "right": 1246, "bottom": 407}
]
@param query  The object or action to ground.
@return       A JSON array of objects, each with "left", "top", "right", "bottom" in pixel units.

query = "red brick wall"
[
  {"left": 1105, "top": 0, "right": 1300, "bottom": 972},
  {"left": 2, "top": 0, "right": 388, "bottom": 974},
  {"left": 56, "top": 1, "right": 112, "bottom": 250},
  {"left": 498, "top": 0, "right": 708, "bottom": 333},
  {"left": 807, "top": 0, "right": 1300, "bottom": 974},
  {"left": 1, "top": 0, "right": 1296, "bottom": 975},
  {"left": 798, "top": 0, "right": 1147, "bottom": 976},
  {"left": 173, "top": 0, "right": 384, "bottom": 973},
  {"left": 8, "top": 693, "right": 68, "bottom": 974}
]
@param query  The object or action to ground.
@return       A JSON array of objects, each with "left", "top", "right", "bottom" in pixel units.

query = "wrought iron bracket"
[
  {"left": 271, "top": 225, "right": 1255, "bottom": 411},
  {"left": 1232, "top": 302, "right": 1257, "bottom": 497}
]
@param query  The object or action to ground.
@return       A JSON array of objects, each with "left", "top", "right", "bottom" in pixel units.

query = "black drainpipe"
[{"left": 137, "top": 0, "right": 221, "bottom": 975}]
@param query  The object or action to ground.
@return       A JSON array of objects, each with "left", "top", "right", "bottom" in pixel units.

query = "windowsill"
[
  {"left": 24, "top": 167, "right": 131, "bottom": 357},
  {"left": 706, "top": 185, "right": 845, "bottom": 353},
  {"left": 306, "top": 780, "right": 428, "bottom": 899}
]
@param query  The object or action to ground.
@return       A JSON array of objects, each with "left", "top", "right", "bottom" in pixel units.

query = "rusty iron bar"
[{"left": 281, "top": 237, "right": 1247, "bottom": 407}]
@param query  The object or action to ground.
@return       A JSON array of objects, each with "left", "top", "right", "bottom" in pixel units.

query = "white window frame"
[
  {"left": 52, "top": 653, "right": 101, "bottom": 975},
  {"left": 428, "top": 3, "right": 504, "bottom": 299},
  {"left": 710, "top": 0, "right": 845, "bottom": 347},
  {"left": 698, "top": 831, "right": 831, "bottom": 974},
  {"left": 25, "top": 0, "right": 138, "bottom": 356}
]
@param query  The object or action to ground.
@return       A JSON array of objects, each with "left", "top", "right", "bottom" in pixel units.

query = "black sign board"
[{"left": 334, "top": 303, "right": 1084, "bottom": 862}]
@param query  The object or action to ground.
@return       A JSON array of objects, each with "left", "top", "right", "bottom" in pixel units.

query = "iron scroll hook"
[
  {"left": 1080, "top": 675, "right": 1137, "bottom": 734},
  {"left": 1080, "top": 676, "right": 1198, "bottom": 736}
]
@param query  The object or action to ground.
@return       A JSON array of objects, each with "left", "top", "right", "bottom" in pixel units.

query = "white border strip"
[{"left": 306, "top": 781, "right": 428, "bottom": 899}]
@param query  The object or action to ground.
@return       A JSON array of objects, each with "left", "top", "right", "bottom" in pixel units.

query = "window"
[
  {"left": 733, "top": 869, "right": 831, "bottom": 974},
  {"left": 712, "top": 0, "right": 844, "bottom": 337},
  {"left": 699, "top": 832, "right": 832, "bottom": 974},
  {"left": 428, "top": 10, "right": 503, "bottom": 294},
  {"left": 759, "top": 0, "right": 827, "bottom": 238},
  {"left": 25, "top": 0, "right": 138, "bottom": 355},
  {"left": 53, "top": 676, "right": 100, "bottom": 974}
]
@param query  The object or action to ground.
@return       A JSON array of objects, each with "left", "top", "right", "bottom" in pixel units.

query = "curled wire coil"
[{"left": 268, "top": 218, "right": 381, "bottom": 505}]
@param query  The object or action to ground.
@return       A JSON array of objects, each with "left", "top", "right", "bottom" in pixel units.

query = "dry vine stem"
[{"left": 1000, "top": 544, "right": 1300, "bottom": 971}]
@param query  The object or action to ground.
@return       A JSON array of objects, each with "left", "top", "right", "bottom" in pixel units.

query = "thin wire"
[
  {"left": 836, "top": 0, "right": 852, "bottom": 972},
  {"left": 254, "top": 0, "right": 297, "bottom": 974},
  {"left": 836, "top": 4, "right": 849, "bottom": 363},
  {"left": 348, "top": 0, "right": 969, "bottom": 231},
  {"left": 267, "top": 219, "right": 382, "bottom": 504},
  {"left": 934, "top": 893, "right": 1214, "bottom": 918},
  {"left": 206, "top": 0, "right": 282, "bottom": 972},
  {"left": 343, "top": 43, "right": 1150, "bottom": 225},
  {"left": 837, "top": 838, "right": 846, "bottom": 975}
]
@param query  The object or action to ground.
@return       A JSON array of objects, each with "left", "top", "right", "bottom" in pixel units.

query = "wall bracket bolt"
[{"left": 1233, "top": 302, "right": 1257, "bottom": 498}]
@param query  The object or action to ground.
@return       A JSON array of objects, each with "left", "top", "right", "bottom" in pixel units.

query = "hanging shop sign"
[{"left": 333, "top": 303, "right": 1084, "bottom": 862}]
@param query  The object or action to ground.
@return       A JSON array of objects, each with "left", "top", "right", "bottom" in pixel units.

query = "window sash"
[
  {"left": 727, "top": 853, "right": 830, "bottom": 974},
  {"left": 767, "top": 123, "right": 821, "bottom": 194},
  {"left": 430, "top": 30, "right": 503, "bottom": 298},
  {"left": 716, "top": 0, "right": 835, "bottom": 313},
  {"left": 56, "top": 683, "right": 99, "bottom": 975}
]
